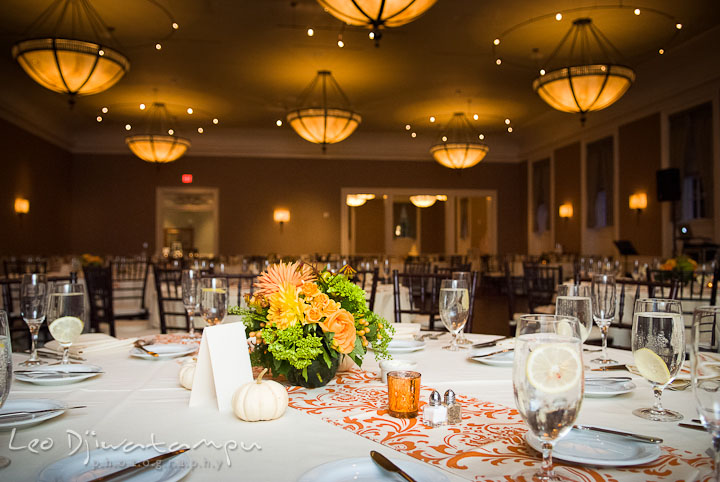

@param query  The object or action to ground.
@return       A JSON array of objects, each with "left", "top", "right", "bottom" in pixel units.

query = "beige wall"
[{"left": 354, "top": 198, "right": 384, "bottom": 254}]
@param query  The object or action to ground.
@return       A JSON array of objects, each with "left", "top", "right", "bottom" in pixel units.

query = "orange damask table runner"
[{"left": 287, "top": 369, "right": 713, "bottom": 482}]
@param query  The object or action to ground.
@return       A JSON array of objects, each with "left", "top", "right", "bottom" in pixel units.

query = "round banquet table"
[{"left": 0, "top": 333, "right": 713, "bottom": 481}]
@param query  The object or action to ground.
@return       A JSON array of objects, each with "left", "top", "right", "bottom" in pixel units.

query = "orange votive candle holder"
[{"left": 387, "top": 370, "right": 421, "bottom": 418}]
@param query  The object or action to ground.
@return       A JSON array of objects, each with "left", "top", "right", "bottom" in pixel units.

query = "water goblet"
[
  {"left": 439, "top": 279, "right": 469, "bottom": 351},
  {"left": 513, "top": 314, "right": 583, "bottom": 482},
  {"left": 200, "top": 277, "right": 228, "bottom": 326},
  {"left": 590, "top": 274, "right": 617, "bottom": 364},
  {"left": 690, "top": 306, "right": 720, "bottom": 480},
  {"left": 47, "top": 283, "right": 85, "bottom": 365},
  {"left": 181, "top": 269, "right": 201, "bottom": 340},
  {"left": 631, "top": 298, "right": 684, "bottom": 421},
  {"left": 452, "top": 272, "right": 473, "bottom": 345},
  {"left": 0, "top": 310, "right": 12, "bottom": 468},
  {"left": 556, "top": 284, "right": 592, "bottom": 343},
  {"left": 19, "top": 273, "right": 48, "bottom": 367}
]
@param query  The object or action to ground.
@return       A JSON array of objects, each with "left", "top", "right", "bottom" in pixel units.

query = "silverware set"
[
  {"left": 573, "top": 425, "right": 663, "bottom": 444},
  {"left": 0, "top": 405, "right": 86, "bottom": 419},
  {"left": 472, "top": 336, "right": 510, "bottom": 348},
  {"left": 472, "top": 348, "right": 513, "bottom": 359},
  {"left": 133, "top": 340, "right": 159, "bottom": 357}
]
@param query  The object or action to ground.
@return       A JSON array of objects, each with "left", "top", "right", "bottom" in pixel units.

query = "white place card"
[{"left": 189, "top": 321, "right": 253, "bottom": 412}]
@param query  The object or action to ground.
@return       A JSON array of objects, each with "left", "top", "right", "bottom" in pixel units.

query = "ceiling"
[{"left": 0, "top": 0, "right": 719, "bottom": 161}]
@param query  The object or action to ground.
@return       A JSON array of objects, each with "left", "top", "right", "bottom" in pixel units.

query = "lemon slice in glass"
[
  {"left": 556, "top": 320, "right": 575, "bottom": 337},
  {"left": 49, "top": 316, "right": 84, "bottom": 344},
  {"left": 633, "top": 347, "right": 671, "bottom": 384},
  {"left": 526, "top": 343, "right": 582, "bottom": 393}
]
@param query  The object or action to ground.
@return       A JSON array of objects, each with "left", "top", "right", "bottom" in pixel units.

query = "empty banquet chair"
[
  {"left": 3, "top": 257, "right": 48, "bottom": 278},
  {"left": 522, "top": 263, "right": 562, "bottom": 314},
  {"left": 83, "top": 265, "right": 116, "bottom": 336},
  {"left": 649, "top": 262, "right": 719, "bottom": 313},
  {"left": 110, "top": 257, "right": 150, "bottom": 320},
  {"left": 153, "top": 266, "right": 190, "bottom": 334},
  {"left": 351, "top": 267, "right": 379, "bottom": 311},
  {"left": 220, "top": 273, "right": 259, "bottom": 307},
  {"left": 403, "top": 257, "right": 431, "bottom": 274}
]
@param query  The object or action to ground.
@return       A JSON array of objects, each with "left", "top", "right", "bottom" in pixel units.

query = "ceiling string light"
[
  {"left": 286, "top": 70, "right": 361, "bottom": 151},
  {"left": 430, "top": 112, "right": 489, "bottom": 170},
  {"left": 125, "top": 103, "right": 190, "bottom": 164},
  {"left": 316, "top": 0, "right": 438, "bottom": 45},
  {"left": 11, "top": 0, "right": 131, "bottom": 106},
  {"left": 532, "top": 17, "right": 635, "bottom": 124}
]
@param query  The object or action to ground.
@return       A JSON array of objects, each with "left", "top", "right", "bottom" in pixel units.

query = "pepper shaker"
[
  {"left": 444, "top": 389, "right": 462, "bottom": 424},
  {"left": 422, "top": 390, "right": 447, "bottom": 427}
]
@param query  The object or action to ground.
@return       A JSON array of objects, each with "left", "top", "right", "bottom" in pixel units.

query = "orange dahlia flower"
[
  {"left": 254, "top": 261, "right": 314, "bottom": 297},
  {"left": 267, "top": 284, "right": 309, "bottom": 329}
]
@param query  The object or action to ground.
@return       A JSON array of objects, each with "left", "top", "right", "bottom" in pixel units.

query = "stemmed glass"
[
  {"left": 19, "top": 274, "right": 48, "bottom": 367},
  {"left": 199, "top": 277, "right": 228, "bottom": 326},
  {"left": 46, "top": 283, "right": 86, "bottom": 365},
  {"left": 590, "top": 274, "right": 617, "bottom": 364},
  {"left": 0, "top": 310, "right": 12, "bottom": 468},
  {"left": 452, "top": 272, "right": 473, "bottom": 345},
  {"left": 556, "top": 284, "right": 592, "bottom": 344},
  {"left": 690, "top": 306, "right": 720, "bottom": 480},
  {"left": 181, "top": 269, "right": 201, "bottom": 340},
  {"left": 513, "top": 314, "right": 583, "bottom": 482},
  {"left": 439, "top": 279, "right": 469, "bottom": 351},
  {"left": 631, "top": 298, "right": 684, "bottom": 421}
]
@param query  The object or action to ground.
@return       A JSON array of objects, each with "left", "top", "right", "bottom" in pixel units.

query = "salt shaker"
[
  {"left": 422, "top": 390, "right": 447, "bottom": 427},
  {"left": 444, "top": 389, "right": 462, "bottom": 424}
]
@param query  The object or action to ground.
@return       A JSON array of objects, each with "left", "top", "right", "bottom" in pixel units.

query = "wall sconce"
[
  {"left": 629, "top": 192, "right": 647, "bottom": 212},
  {"left": 273, "top": 208, "right": 290, "bottom": 231},
  {"left": 14, "top": 197, "right": 29, "bottom": 215},
  {"left": 558, "top": 202, "right": 573, "bottom": 219}
]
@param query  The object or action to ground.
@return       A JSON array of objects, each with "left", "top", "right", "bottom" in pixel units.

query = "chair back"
[
  {"left": 83, "top": 266, "right": 115, "bottom": 336},
  {"left": 219, "top": 273, "right": 259, "bottom": 306},
  {"left": 648, "top": 268, "right": 716, "bottom": 314},
  {"left": 111, "top": 257, "right": 150, "bottom": 318},
  {"left": 352, "top": 268, "right": 379, "bottom": 312},
  {"left": 153, "top": 266, "right": 189, "bottom": 334},
  {"left": 403, "top": 258, "right": 431, "bottom": 274},
  {"left": 523, "top": 263, "right": 563, "bottom": 313},
  {"left": 3, "top": 258, "right": 48, "bottom": 278},
  {"left": 614, "top": 277, "right": 680, "bottom": 328}
]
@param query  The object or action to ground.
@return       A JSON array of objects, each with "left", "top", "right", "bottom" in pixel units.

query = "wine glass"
[
  {"left": 690, "top": 306, "right": 720, "bottom": 480},
  {"left": 0, "top": 310, "right": 12, "bottom": 468},
  {"left": 631, "top": 298, "right": 684, "bottom": 422},
  {"left": 19, "top": 273, "right": 48, "bottom": 367},
  {"left": 199, "top": 277, "right": 228, "bottom": 326},
  {"left": 556, "top": 284, "right": 592, "bottom": 344},
  {"left": 452, "top": 272, "right": 473, "bottom": 345},
  {"left": 513, "top": 314, "right": 583, "bottom": 482},
  {"left": 439, "top": 279, "right": 469, "bottom": 351},
  {"left": 590, "top": 274, "right": 617, "bottom": 364},
  {"left": 46, "top": 283, "right": 86, "bottom": 365},
  {"left": 181, "top": 269, "right": 201, "bottom": 340}
]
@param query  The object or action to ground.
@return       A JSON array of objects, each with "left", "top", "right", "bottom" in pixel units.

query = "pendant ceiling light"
[
  {"left": 346, "top": 193, "right": 375, "bottom": 207},
  {"left": 126, "top": 103, "right": 190, "bottom": 164},
  {"left": 11, "top": 0, "right": 130, "bottom": 105},
  {"left": 316, "top": 0, "right": 438, "bottom": 44},
  {"left": 409, "top": 195, "right": 437, "bottom": 208},
  {"left": 430, "top": 113, "right": 489, "bottom": 170},
  {"left": 286, "top": 70, "right": 361, "bottom": 152},
  {"left": 533, "top": 18, "right": 635, "bottom": 124}
]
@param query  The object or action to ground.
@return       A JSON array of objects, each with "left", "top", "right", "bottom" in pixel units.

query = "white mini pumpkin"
[
  {"left": 179, "top": 360, "right": 197, "bottom": 390},
  {"left": 232, "top": 368, "right": 288, "bottom": 422}
]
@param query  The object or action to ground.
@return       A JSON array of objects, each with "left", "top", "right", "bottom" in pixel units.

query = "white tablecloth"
[{"left": 1, "top": 335, "right": 712, "bottom": 481}]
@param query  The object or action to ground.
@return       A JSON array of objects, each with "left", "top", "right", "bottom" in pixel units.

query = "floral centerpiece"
[
  {"left": 81, "top": 254, "right": 103, "bottom": 266},
  {"left": 230, "top": 262, "right": 393, "bottom": 388},
  {"left": 657, "top": 255, "right": 698, "bottom": 283}
]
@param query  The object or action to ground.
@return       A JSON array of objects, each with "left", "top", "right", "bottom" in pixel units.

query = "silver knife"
[
  {"left": 473, "top": 348, "right": 513, "bottom": 359},
  {"left": 87, "top": 448, "right": 189, "bottom": 482},
  {"left": 574, "top": 425, "right": 662, "bottom": 444},
  {"left": 0, "top": 405, "right": 86, "bottom": 418},
  {"left": 584, "top": 377, "right": 632, "bottom": 383},
  {"left": 472, "top": 336, "right": 510, "bottom": 348},
  {"left": 370, "top": 450, "right": 417, "bottom": 482},
  {"left": 590, "top": 364, "right": 628, "bottom": 371}
]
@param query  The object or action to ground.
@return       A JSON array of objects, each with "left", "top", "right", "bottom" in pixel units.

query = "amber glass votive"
[{"left": 387, "top": 370, "right": 421, "bottom": 418}]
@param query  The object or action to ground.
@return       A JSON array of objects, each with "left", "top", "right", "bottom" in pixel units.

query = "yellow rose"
[{"left": 319, "top": 309, "right": 357, "bottom": 354}]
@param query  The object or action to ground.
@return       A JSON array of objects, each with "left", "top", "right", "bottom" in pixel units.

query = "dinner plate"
[
  {"left": 584, "top": 378, "right": 636, "bottom": 397},
  {"left": 297, "top": 456, "right": 449, "bottom": 482},
  {"left": 378, "top": 339, "right": 426, "bottom": 354},
  {"left": 525, "top": 428, "right": 661, "bottom": 466},
  {"left": 129, "top": 344, "right": 197, "bottom": 360},
  {"left": 0, "top": 399, "right": 66, "bottom": 431},
  {"left": 469, "top": 348, "right": 514, "bottom": 367},
  {"left": 37, "top": 446, "right": 192, "bottom": 482},
  {"left": 14, "top": 364, "right": 103, "bottom": 386}
]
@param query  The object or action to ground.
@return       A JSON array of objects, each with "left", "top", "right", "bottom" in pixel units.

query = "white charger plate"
[
  {"left": 0, "top": 399, "right": 66, "bottom": 430},
  {"left": 37, "top": 447, "right": 192, "bottom": 482},
  {"left": 584, "top": 378, "right": 637, "bottom": 397},
  {"left": 14, "top": 364, "right": 103, "bottom": 386},
  {"left": 384, "top": 340, "right": 426, "bottom": 354},
  {"left": 469, "top": 348, "right": 514, "bottom": 367},
  {"left": 297, "top": 456, "right": 449, "bottom": 482},
  {"left": 129, "top": 344, "right": 196, "bottom": 360},
  {"left": 525, "top": 428, "right": 661, "bottom": 466}
]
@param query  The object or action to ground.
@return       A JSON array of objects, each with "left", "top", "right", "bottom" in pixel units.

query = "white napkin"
[
  {"left": 390, "top": 322, "right": 422, "bottom": 339},
  {"left": 44, "top": 333, "right": 138, "bottom": 355}
]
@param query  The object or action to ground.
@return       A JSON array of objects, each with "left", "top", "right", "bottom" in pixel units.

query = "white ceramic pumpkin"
[
  {"left": 232, "top": 368, "right": 288, "bottom": 422},
  {"left": 338, "top": 354, "right": 357, "bottom": 372},
  {"left": 179, "top": 360, "right": 196, "bottom": 390}
]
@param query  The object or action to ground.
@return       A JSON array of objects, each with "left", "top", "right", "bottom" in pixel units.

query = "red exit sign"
[{"left": 181, "top": 174, "right": 193, "bottom": 184}]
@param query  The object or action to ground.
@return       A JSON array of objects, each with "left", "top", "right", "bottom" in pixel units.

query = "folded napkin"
[
  {"left": 44, "top": 333, "right": 138, "bottom": 356},
  {"left": 390, "top": 322, "right": 422, "bottom": 340}
]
